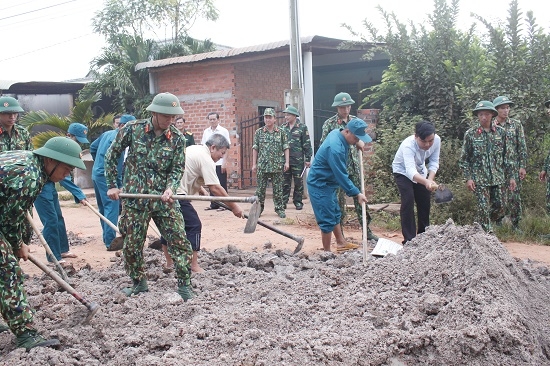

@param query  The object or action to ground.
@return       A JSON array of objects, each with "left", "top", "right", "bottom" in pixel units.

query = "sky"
[{"left": 1, "top": 0, "right": 549, "bottom": 82}]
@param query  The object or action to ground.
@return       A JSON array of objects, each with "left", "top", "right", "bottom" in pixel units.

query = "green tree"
[
  {"left": 81, "top": 0, "right": 218, "bottom": 117},
  {"left": 345, "top": 0, "right": 550, "bottom": 227}
]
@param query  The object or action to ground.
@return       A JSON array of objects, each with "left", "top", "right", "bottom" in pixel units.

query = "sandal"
[
  {"left": 204, "top": 207, "right": 217, "bottom": 211},
  {"left": 336, "top": 243, "right": 359, "bottom": 252},
  {"left": 61, "top": 252, "right": 77, "bottom": 258}
]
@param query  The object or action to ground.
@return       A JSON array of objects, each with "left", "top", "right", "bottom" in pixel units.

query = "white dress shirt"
[
  {"left": 201, "top": 124, "right": 230, "bottom": 166},
  {"left": 392, "top": 134, "right": 441, "bottom": 182}
]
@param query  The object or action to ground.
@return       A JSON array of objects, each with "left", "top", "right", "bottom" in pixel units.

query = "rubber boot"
[
  {"left": 0, "top": 323, "right": 9, "bottom": 333},
  {"left": 122, "top": 278, "right": 149, "bottom": 296},
  {"left": 367, "top": 227, "right": 379, "bottom": 241},
  {"left": 16, "top": 329, "right": 60, "bottom": 350},
  {"left": 177, "top": 285, "right": 194, "bottom": 302}
]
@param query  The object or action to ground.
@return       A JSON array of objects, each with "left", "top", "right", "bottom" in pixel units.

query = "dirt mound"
[{"left": 2, "top": 220, "right": 549, "bottom": 365}]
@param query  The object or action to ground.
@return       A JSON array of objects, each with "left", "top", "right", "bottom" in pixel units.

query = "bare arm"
[{"left": 208, "top": 184, "right": 244, "bottom": 218}]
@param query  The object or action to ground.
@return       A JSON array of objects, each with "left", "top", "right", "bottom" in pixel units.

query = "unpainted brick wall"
[{"left": 153, "top": 54, "right": 291, "bottom": 189}]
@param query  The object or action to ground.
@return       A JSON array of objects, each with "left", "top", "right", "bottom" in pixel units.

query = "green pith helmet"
[
  {"left": 33, "top": 137, "right": 86, "bottom": 170},
  {"left": 472, "top": 100, "right": 498, "bottom": 116},
  {"left": 493, "top": 96, "right": 514, "bottom": 108},
  {"left": 0, "top": 96, "right": 24, "bottom": 113},
  {"left": 283, "top": 105, "right": 300, "bottom": 116},
  {"left": 146, "top": 92, "right": 184, "bottom": 115},
  {"left": 331, "top": 92, "right": 355, "bottom": 107}
]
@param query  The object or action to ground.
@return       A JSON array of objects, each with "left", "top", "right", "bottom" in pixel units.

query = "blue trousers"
[
  {"left": 92, "top": 175, "right": 119, "bottom": 248},
  {"left": 308, "top": 185, "right": 340, "bottom": 233},
  {"left": 34, "top": 181, "right": 70, "bottom": 261}
]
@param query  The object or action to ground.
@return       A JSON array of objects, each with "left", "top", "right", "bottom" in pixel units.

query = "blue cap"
[
  {"left": 119, "top": 114, "right": 136, "bottom": 125},
  {"left": 346, "top": 118, "right": 372, "bottom": 143},
  {"left": 67, "top": 122, "right": 89, "bottom": 144}
]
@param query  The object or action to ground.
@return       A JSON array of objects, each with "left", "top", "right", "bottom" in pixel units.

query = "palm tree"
[
  {"left": 80, "top": 33, "right": 216, "bottom": 118},
  {"left": 19, "top": 94, "right": 114, "bottom": 148}
]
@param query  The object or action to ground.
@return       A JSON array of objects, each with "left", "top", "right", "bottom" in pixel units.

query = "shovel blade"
[
  {"left": 434, "top": 187, "right": 454, "bottom": 204},
  {"left": 293, "top": 237, "right": 305, "bottom": 254},
  {"left": 244, "top": 201, "right": 261, "bottom": 233}
]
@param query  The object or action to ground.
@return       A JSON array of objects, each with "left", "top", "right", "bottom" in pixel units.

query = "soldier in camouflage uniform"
[
  {"left": 280, "top": 105, "right": 312, "bottom": 210},
  {"left": 0, "top": 96, "right": 33, "bottom": 247},
  {"left": 320, "top": 92, "right": 378, "bottom": 240},
  {"left": 492, "top": 96, "right": 527, "bottom": 229},
  {"left": 459, "top": 101, "right": 516, "bottom": 233},
  {"left": 0, "top": 96, "right": 32, "bottom": 152},
  {"left": 539, "top": 100, "right": 550, "bottom": 213},
  {"left": 252, "top": 108, "right": 289, "bottom": 218},
  {"left": 105, "top": 92, "right": 194, "bottom": 301},
  {"left": 0, "top": 137, "right": 85, "bottom": 349}
]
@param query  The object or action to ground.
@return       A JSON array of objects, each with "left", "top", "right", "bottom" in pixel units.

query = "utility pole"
[{"left": 286, "top": 0, "right": 305, "bottom": 116}]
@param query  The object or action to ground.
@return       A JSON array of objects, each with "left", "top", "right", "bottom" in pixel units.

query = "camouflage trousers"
[
  {"left": 547, "top": 180, "right": 550, "bottom": 214},
  {"left": 119, "top": 203, "right": 193, "bottom": 287},
  {"left": 283, "top": 164, "right": 305, "bottom": 208},
  {"left": 338, "top": 172, "right": 372, "bottom": 228},
  {"left": 503, "top": 178, "right": 522, "bottom": 227},
  {"left": 256, "top": 170, "right": 285, "bottom": 213},
  {"left": 473, "top": 184, "right": 506, "bottom": 232},
  {"left": 0, "top": 232, "right": 34, "bottom": 336}
]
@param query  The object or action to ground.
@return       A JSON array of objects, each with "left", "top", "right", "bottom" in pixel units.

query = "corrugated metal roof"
[{"left": 136, "top": 35, "right": 336, "bottom": 71}]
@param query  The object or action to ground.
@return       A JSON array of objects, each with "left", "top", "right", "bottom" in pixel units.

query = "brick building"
[{"left": 136, "top": 36, "right": 389, "bottom": 189}]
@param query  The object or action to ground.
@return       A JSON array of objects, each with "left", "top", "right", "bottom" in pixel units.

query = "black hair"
[
  {"left": 415, "top": 121, "right": 436, "bottom": 140},
  {"left": 113, "top": 114, "right": 122, "bottom": 123},
  {"left": 176, "top": 116, "right": 185, "bottom": 123},
  {"left": 207, "top": 112, "right": 219, "bottom": 120}
]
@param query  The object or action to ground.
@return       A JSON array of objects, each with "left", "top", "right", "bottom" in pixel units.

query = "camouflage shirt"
[
  {"left": 281, "top": 121, "right": 312, "bottom": 166},
  {"left": 493, "top": 117, "right": 527, "bottom": 175},
  {"left": 105, "top": 118, "right": 186, "bottom": 209},
  {"left": 0, "top": 124, "right": 32, "bottom": 152},
  {"left": 0, "top": 151, "right": 48, "bottom": 249},
  {"left": 320, "top": 114, "right": 359, "bottom": 175},
  {"left": 183, "top": 130, "right": 195, "bottom": 147},
  {"left": 459, "top": 123, "right": 512, "bottom": 187},
  {"left": 252, "top": 126, "right": 289, "bottom": 173}
]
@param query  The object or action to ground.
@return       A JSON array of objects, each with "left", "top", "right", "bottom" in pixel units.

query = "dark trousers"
[
  {"left": 161, "top": 200, "right": 202, "bottom": 251},
  {"left": 394, "top": 173, "right": 431, "bottom": 244},
  {"left": 210, "top": 165, "right": 228, "bottom": 209}
]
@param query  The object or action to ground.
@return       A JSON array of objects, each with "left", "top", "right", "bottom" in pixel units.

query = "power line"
[
  {"left": 0, "top": 0, "right": 41, "bottom": 12},
  {"left": 0, "top": 33, "right": 94, "bottom": 63},
  {"left": 0, "top": 0, "right": 77, "bottom": 22}
]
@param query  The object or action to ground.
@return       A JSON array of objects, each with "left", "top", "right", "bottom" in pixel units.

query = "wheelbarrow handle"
[{"left": 119, "top": 193, "right": 257, "bottom": 203}]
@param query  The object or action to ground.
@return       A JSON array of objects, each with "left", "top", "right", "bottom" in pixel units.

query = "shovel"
[
  {"left": 358, "top": 149, "right": 369, "bottom": 264},
  {"left": 216, "top": 201, "right": 305, "bottom": 254},
  {"left": 83, "top": 202, "right": 124, "bottom": 250},
  {"left": 28, "top": 253, "right": 100, "bottom": 324},
  {"left": 431, "top": 184, "right": 454, "bottom": 204},
  {"left": 26, "top": 212, "right": 69, "bottom": 282},
  {"left": 119, "top": 193, "right": 257, "bottom": 203}
]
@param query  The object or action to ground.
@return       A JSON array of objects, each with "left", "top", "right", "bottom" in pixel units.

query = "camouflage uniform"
[
  {"left": 253, "top": 125, "right": 289, "bottom": 214},
  {"left": 183, "top": 130, "right": 195, "bottom": 147},
  {"left": 493, "top": 117, "right": 527, "bottom": 226},
  {"left": 0, "top": 151, "right": 48, "bottom": 335},
  {"left": 0, "top": 124, "right": 32, "bottom": 152},
  {"left": 459, "top": 123, "right": 512, "bottom": 232},
  {"left": 105, "top": 119, "right": 193, "bottom": 287},
  {"left": 0, "top": 123, "right": 34, "bottom": 245},
  {"left": 281, "top": 120, "right": 312, "bottom": 209},
  {"left": 320, "top": 114, "right": 374, "bottom": 235}
]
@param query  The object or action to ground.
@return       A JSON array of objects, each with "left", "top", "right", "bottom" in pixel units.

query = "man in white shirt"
[
  {"left": 160, "top": 133, "right": 243, "bottom": 273},
  {"left": 392, "top": 121, "right": 441, "bottom": 244},
  {"left": 201, "top": 112, "right": 231, "bottom": 210}
]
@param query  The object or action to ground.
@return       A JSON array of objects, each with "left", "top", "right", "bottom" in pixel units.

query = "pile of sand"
[{"left": 1, "top": 220, "right": 549, "bottom": 365}]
